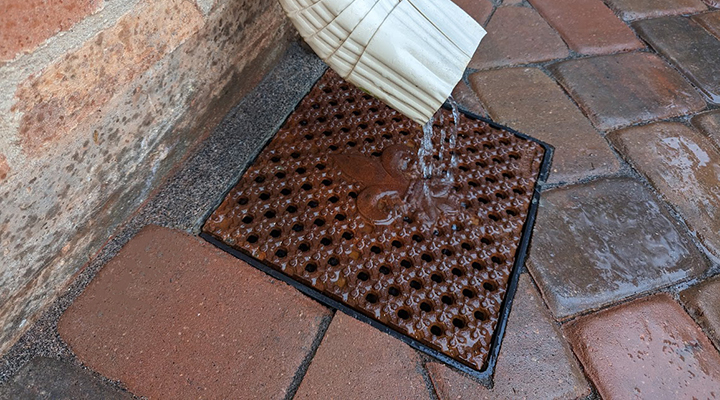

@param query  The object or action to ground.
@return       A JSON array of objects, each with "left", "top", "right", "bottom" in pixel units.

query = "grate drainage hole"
[
  {"left": 269, "top": 229, "right": 281, "bottom": 238},
  {"left": 255, "top": 176, "right": 265, "bottom": 183},
  {"left": 347, "top": 141, "right": 357, "bottom": 147},
  {"left": 474, "top": 310, "right": 488, "bottom": 321},
  {"left": 379, "top": 266, "right": 391, "bottom": 275},
  {"left": 280, "top": 188, "right": 292, "bottom": 196},
  {"left": 342, "top": 231, "right": 354, "bottom": 240},
  {"left": 506, "top": 208, "right": 519, "bottom": 217},
  {"left": 400, "top": 130, "right": 409, "bottom": 136},
  {"left": 397, "top": 309, "right": 411, "bottom": 319},
  {"left": 410, "top": 280, "right": 422, "bottom": 290},
  {"left": 463, "top": 288, "right": 476, "bottom": 298},
  {"left": 357, "top": 271, "right": 370, "bottom": 281},
  {"left": 441, "top": 295, "right": 454, "bottom": 305},
  {"left": 247, "top": 235, "right": 258, "bottom": 243},
  {"left": 491, "top": 255, "right": 505, "bottom": 265},
  {"left": 316, "top": 163, "right": 326, "bottom": 170},
  {"left": 392, "top": 240, "right": 403, "bottom": 248},
  {"left": 462, "top": 242, "right": 473, "bottom": 250},
  {"left": 503, "top": 171, "right": 515, "bottom": 179},
  {"left": 286, "top": 205, "right": 297, "bottom": 213},
  {"left": 370, "top": 245, "right": 382, "bottom": 254},
  {"left": 421, "top": 253, "right": 433, "bottom": 262},
  {"left": 488, "top": 212, "right": 500, "bottom": 222},
  {"left": 485, "top": 176, "right": 497, "bottom": 184},
  {"left": 452, "top": 318, "right": 466, "bottom": 329},
  {"left": 468, "top": 180, "right": 479, "bottom": 187},
  {"left": 314, "top": 218, "right": 325, "bottom": 227},
  {"left": 304, "top": 134, "right": 314, "bottom": 140},
  {"left": 481, "top": 237, "right": 493, "bottom": 245},
  {"left": 388, "top": 287, "right": 401, "bottom": 296},
  {"left": 412, "top": 234, "right": 423, "bottom": 243},
  {"left": 305, "top": 263, "right": 317, "bottom": 273},
  {"left": 259, "top": 193, "right": 270, "bottom": 200},
  {"left": 296, "top": 167, "right": 306, "bottom": 174},
  {"left": 320, "top": 237, "right": 332, "bottom": 246},
  {"left": 329, "top": 196, "right": 339, "bottom": 203},
  {"left": 451, "top": 268, "right": 464, "bottom": 277},
  {"left": 264, "top": 210, "right": 276, "bottom": 219},
  {"left": 298, "top": 243, "right": 310, "bottom": 252},
  {"left": 275, "top": 248, "right": 287, "bottom": 258},
  {"left": 275, "top": 172, "right": 286, "bottom": 179},
  {"left": 483, "top": 281, "right": 497, "bottom": 291},
  {"left": 335, "top": 213, "right": 346, "bottom": 221},
  {"left": 459, "top": 165, "right": 469, "bottom": 172},
  {"left": 478, "top": 195, "right": 490, "bottom": 204},
  {"left": 366, "top": 293, "right": 378, "bottom": 303},
  {"left": 364, "top": 137, "right": 375, "bottom": 143},
  {"left": 371, "top": 151, "right": 382, "bottom": 157},
  {"left": 238, "top": 197, "right": 249, "bottom": 205},
  {"left": 420, "top": 302, "right": 433, "bottom": 312},
  {"left": 472, "top": 261, "right": 485, "bottom": 271},
  {"left": 308, "top": 200, "right": 319, "bottom": 208},
  {"left": 271, "top": 156, "right": 281, "bottom": 162},
  {"left": 430, "top": 325, "right": 444, "bottom": 336},
  {"left": 322, "top": 179, "right": 333, "bottom": 186},
  {"left": 431, "top": 274, "right": 444, "bottom": 283},
  {"left": 441, "top": 248, "right": 453, "bottom": 256},
  {"left": 291, "top": 152, "right": 300, "bottom": 158},
  {"left": 328, "top": 257, "right": 339, "bottom": 266},
  {"left": 509, "top": 152, "right": 521, "bottom": 160},
  {"left": 496, "top": 191, "right": 508, "bottom": 200},
  {"left": 329, "top": 145, "right": 339, "bottom": 151},
  {"left": 292, "top": 224, "right": 304, "bottom": 232},
  {"left": 349, "top": 191, "right": 358, "bottom": 198},
  {"left": 302, "top": 183, "right": 312, "bottom": 191},
  {"left": 513, "top": 187, "right": 526, "bottom": 195},
  {"left": 242, "top": 215, "right": 253, "bottom": 224},
  {"left": 400, "top": 259, "right": 413, "bottom": 269}
]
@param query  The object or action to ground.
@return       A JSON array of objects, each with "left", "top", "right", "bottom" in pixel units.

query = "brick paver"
[
  {"left": 694, "top": 10, "right": 720, "bottom": 38},
  {"left": 294, "top": 313, "right": 432, "bottom": 400},
  {"left": 0, "top": 357, "right": 133, "bottom": 400},
  {"left": 58, "top": 225, "right": 332, "bottom": 400},
  {"left": 452, "top": 0, "right": 494, "bottom": 27},
  {"left": 566, "top": 294, "right": 720, "bottom": 399},
  {"left": 528, "top": 0, "right": 644, "bottom": 55},
  {"left": 635, "top": 16, "right": 720, "bottom": 104},
  {"left": 691, "top": 110, "right": 720, "bottom": 147},
  {"left": 469, "top": 67, "right": 620, "bottom": 184},
  {"left": 527, "top": 177, "right": 706, "bottom": 319},
  {"left": 681, "top": 277, "right": 720, "bottom": 349},
  {"left": 609, "top": 122, "right": 720, "bottom": 258},
  {"left": 469, "top": 6, "right": 568, "bottom": 69},
  {"left": 452, "top": 80, "right": 488, "bottom": 118},
  {"left": 604, "top": 0, "right": 707, "bottom": 21},
  {"left": 427, "top": 274, "right": 590, "bottom": 400},
  {"left": 550, "top": 52, "right": 706, "bottom": 131}
]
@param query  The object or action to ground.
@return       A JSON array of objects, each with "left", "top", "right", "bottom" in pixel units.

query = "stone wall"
[{"left": 0, "top": 0, "right": 294, "bottom": 355}]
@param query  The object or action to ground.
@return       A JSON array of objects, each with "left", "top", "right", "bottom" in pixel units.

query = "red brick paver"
[
  {"left": 691, "top": 110, "right": 720, "bottom": 148},
  {"left": 635, "top": 16, "right": 720, "bottom": 104},
  {"left": 0, "top": 0, "right": 102, "bottom": 61},
  {"left": 451, "top": 80, "right": 488, "bottom": 118},
  {"left": 609, "top": 122, "right": 720, "bottom": 258},
  {"left": 550, "top": 52, "right": 706, "bottom": 131},
  {"left": 427, "top": 274, "right": 590, "bottom": 400},
  {"left": 566, "top": 294, "right": 720, "bottom": 399},
  {"left": 58, "top": 225, "right": 332, "bottom": 400},
  {"left": 294, "top": 312, "right": 432, "bottom": 400},
  {"left": 469, "top": 6, "right": 568, "bottom": 69},
  {"left": 528, "top": 0, "right": 644, "bottom": 55},
  {"left": 452, "top": 0, "right": 494, "bottom": 27},
  {"left": 527, "top": 177, "right": 706, "bottom": 319},
  {"left": 604, "top": 0, "right": 707, "bottom": 21},
  {"left": 681, "top": 277, "right": 720, "bottom": 349},
  {"left": 694, "top": 10, "right": 720, "bottom": 38},
  {"left": 469, "top": 67, "right": 621, "bottom": 184}
]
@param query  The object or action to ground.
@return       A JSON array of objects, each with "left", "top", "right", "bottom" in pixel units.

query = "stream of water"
[{"left": 418, "top": 96, "right": 460, "bottom": 195}]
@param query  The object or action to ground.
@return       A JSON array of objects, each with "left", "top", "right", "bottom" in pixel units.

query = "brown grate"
[{"left": 202, "top": 71, "right": 547, "bottom": 375}]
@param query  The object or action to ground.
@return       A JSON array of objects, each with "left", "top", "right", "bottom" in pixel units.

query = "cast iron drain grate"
[{"left": 201, "top": 70, "right": 551, "bottom": 381}]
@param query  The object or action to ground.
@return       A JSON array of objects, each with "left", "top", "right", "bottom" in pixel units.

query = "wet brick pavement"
[{"left": 3, "top": 1, "right": 720, "bottom": 398}]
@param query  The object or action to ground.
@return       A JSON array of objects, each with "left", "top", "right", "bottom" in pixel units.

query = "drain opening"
[{"left": 202, "top": 70, "right": 547, "bottom": 376}]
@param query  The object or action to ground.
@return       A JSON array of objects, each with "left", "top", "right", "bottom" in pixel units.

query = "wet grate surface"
[{"left": 202, "top": 71, "right": 548, "bottom": 375}]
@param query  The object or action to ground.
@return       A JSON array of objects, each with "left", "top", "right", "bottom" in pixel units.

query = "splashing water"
[{"left": 418, "top": 96, "right": 461, "bottom": 192}]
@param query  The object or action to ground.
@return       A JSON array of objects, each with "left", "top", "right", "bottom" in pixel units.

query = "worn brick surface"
[
  {"left": 58, "top": 225, "right": 331, "bottom": 400},
  {"left": 0, "top": 0, "right": 102, "bottom": 61},
  {"left": 635, "top": 16, "right": 720, "bottom": 104},
  {"left": 452, "top": 80, "right": 488, "bottom": 118},
  {"left": 550, "top": 53, "right": 706, "bottom": 131},
  {"left": 527, "top": 177, "right": 706, "bottom": 319},
  {"left": 469, "top": 67, "right": 620, "bottom": 184},
  {"left": 427, "top": 274, "right": 590, "bottom": 400},
  {"left": 294, "top": 312, "right": 431, "bottom": 400},
  {"left": 0, "top": 357, "right": 133, "bottom": 400},
  {"left": 691, "top": 110, "right": 720, "bottom": 148},
  {"left": 0, "top": 154, "right": 8, "bottom": 182},
  {"left": 681, "top": 277, "right": 720, "bottom": 349},
  {"left": 609, "top": 122, "right": 720, "bottom": 258},
  {"left": 12, "top": 0, "right": 204, "bottom": 154},
  {"left": 566, "top": 294, "right": 720, "bottom": 399},
  {"left": 469, "top": 6, "right": 568, "bottom": 69},
  {"left": 453, "top": 0, "right": 494, "bottom": 26},
  {"left": 604, "top": 0, "right": 707, "bottom": 21},
  {"left": 529, "top": 0, "right": 643, "bottom": 55},
  {"left": 694, "top": 10, "right": 720, "bottom": 38}
]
